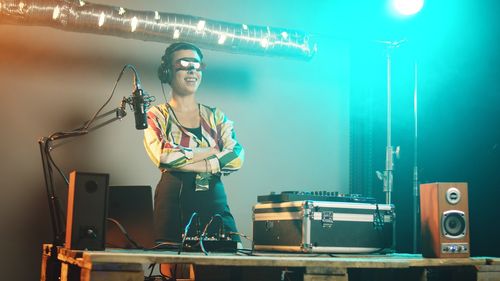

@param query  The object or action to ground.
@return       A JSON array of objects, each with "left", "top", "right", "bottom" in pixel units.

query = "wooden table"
[{"left": 44, "top": 244, "right": 499, "bottom": 281}]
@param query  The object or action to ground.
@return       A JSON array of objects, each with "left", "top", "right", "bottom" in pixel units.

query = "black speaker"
[{"left": 65, "top": 171, "right": 109, "bottom": 250}]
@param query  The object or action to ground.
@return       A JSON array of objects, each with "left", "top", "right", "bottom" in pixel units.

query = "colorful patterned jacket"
[{"left": 143, "top": 103, "right": 244, "bottom": 176}]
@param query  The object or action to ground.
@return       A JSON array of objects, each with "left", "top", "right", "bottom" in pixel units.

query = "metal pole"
[
  {"left": 384, "top": 47, "right": 394, "bottom": 205},
  {"left": 412, "top": 61, "right": 419, "bottom": 253}
]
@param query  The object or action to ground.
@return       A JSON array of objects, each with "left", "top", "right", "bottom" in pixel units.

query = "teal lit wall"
[{"left": 348, "top": 0, "right": 500, "bottom": 254}]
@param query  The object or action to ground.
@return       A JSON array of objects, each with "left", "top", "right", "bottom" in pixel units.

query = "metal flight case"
[{"left": 253, "top": 200, "right": 395, "bottom": 254}]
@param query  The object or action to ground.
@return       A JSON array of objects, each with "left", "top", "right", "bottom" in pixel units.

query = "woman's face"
[{"left": 169, "top": 49, "right": 203, "bottom": 96}]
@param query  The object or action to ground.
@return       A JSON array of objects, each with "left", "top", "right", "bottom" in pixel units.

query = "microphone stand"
[{"left": 38, "top": 101, "right": 127, "bottom": 281}]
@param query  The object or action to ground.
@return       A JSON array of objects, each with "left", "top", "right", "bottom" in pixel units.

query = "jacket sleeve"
[
  {"left": 207, "top": 108, "right": 245, "bottom": 175},
  {"left": 143, "top": 106, "right": 194, "bottom": 169}
]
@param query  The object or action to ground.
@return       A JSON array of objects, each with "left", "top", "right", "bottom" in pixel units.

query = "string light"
[
  {"left": 218, "top": 34, "right": 227, "bottom": 45},
  {"left": 98, "top": 12, "right": 105, "bottom": 27},
  {"left": 196, "top": 20, "right": 206, "bottom": 31},
  {"left": 52, "top": 6, "right": 60, "bottom": 20},
  {"left": 173, "top": 29, "right": 180, "bottom": 39},
  {"left": 130, "top": 16, "right": 138, "bottom": 32}
]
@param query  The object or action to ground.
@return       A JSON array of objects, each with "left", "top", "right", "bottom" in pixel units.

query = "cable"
[
  {"left": 373, "top": 204, "right": 384, "bottom": 231},
  {"left": 199, "top": 214, "right": 223, "bottom": 255},
  {"left": 44, "top": 64, "right": 134, "bottom": 186},
  {"left": 106, "top": 217, "right": 142, "bottom": 249},
  {"left": 177, "top": 179, "right": 185, "bottom": 249},
  {"left": 82, "top": 64, "right": 133, "bottom": 131},
  {"left": 228, "top": 231, "right": 253, "bottom": 243},
  {"left": 178, "top": 212, "right": 198, "bottom": 255},
  {"left": 147, "top": 263, "right": 155, "bottom": 278},
  {"left": 160, "top": 81, "right": 169, "bottom": 104}
]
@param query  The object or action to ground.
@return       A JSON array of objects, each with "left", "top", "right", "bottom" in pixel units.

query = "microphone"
[{"left": 131, "top": 70, "right": 148, "bottom": 130}]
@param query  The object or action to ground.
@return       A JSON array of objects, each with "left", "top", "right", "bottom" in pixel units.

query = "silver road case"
[{"left": 253, "top": 200, "right": 395, "bottom": 253}]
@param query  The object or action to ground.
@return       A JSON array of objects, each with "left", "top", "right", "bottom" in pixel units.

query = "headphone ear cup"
[
  {"left": 157, "top": 64, "right": 169, "bottom": 84},
  {"left": 165, "top": 67, "right": 172, "bottom": 84}
]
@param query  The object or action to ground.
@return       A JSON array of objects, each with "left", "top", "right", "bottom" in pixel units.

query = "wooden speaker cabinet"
[
  {"left": 420, "top": 182, "right": 470, "bottom": 258},
  {"left": 65, "top": 171, "right": 109, "bottom": 250}
]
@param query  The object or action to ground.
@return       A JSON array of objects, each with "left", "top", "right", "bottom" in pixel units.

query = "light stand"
[
  {"left": 412, "top": 61, "right": 419, "bottom": 254},
  {"left": 377, "top": 40, "right": 404, "bottom": 205},
  {"left": 376, "top": 40, "right": 420, "bottom": 253}
]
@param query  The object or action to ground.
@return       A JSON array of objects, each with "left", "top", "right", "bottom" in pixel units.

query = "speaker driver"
[
  {"left": 446, "top": 187, "right": 461, "bottom": 204},
  {"left": 442, "top": 210, "right": 466, "bottom": 238}
]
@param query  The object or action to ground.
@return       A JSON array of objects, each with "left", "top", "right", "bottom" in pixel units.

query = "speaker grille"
[{"left": 442, "top": 210, "right": 466, "bottom": 238}]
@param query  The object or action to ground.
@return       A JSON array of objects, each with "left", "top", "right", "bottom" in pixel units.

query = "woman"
[{"left": 143, "top": 42, "right": 245, "bottom": 249}]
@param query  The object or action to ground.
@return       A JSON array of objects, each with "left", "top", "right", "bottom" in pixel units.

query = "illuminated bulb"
[
  {"left": 98, "top": 12, "right": 105, "bottom": 27},
  {"left": 218, "top": 34, "right": 226, "bottom": 45},
  {"left": 392, "top": 0, "right": 424, "bottom": 16},
  {"left": 52, "top": 6, "right": 60, "bottom": 20},
  {"left": 173, "top": 29, "right": 180, "bottom": 39},
  {"left": 130, "top": 16, "right": 138, "bottom": 32},
  {"left": 154, "top": 11, "right": 160, "bottom": 21},
  {"left": 79, "top": 0, "right": 85, "bottom": 6},
  {"left": 281, "top": 31, "right": 289, "bottom": 40},
  {"left": 242, "top": 24, "right": 248, "bottom": 30},
  {"left": 18, "top": 2, "right": 25, "bottom": 11},
  {"left": 260, "top": 38, "right": 269, "bottom": 48},
  {"left": 196, "top": 20, "right": 206, "bottom": 31},
  {"left": 118, "top": 7, "right": 126, "bottom": 15}
]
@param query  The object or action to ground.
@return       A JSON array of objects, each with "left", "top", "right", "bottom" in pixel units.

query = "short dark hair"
[{"left": 158, "top": 42, "right": 204, "bottom": 84}]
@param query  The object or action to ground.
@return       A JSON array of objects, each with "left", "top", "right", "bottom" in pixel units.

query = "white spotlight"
[{"left": 392, "top": 0, "right": 424, "bottom": 16}]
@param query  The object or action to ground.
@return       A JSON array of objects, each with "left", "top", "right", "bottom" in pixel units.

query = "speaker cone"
[{"left": 442, "top": 210, "right": 466, "bottom": 238}]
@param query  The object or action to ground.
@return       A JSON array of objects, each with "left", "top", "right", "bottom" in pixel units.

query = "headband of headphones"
[{"left": 157, "top": 42, "right": 204, "bottom": 84}]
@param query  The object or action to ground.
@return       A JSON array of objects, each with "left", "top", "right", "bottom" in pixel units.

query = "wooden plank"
[
  {"left": 76, "top": 250, "right": 490, "bottom": 270},
  {"left": 303, "top": 275, "right": 347, "bottom": 281},
  {"left": 57, "top": 248, "right": 495, "bottom": 281},
  {"left": 304, "top": 267, "right": 347, "bottom": 281},
  {"left": 477, "top": 265, "right": 500, "bottom": 281},
  {"left": 80, "top": 251, "right": 410, "bottom": 269},
  {"left": 86, "top": 271, "right": 143, "bottom": 281},
  {"left": 40, "top": 244, "right": 52, "bottom": 281},
  {"left": 486, "top": 258, "right": 500, "bottom": 265},
  {"left": 306, "top": 267, "right": 347, "bottom": 275}
]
